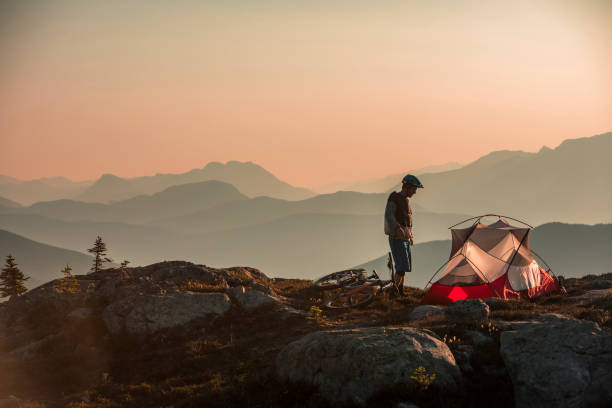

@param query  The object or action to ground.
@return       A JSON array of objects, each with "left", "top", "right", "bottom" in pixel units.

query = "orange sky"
[{"left": 1, "top": 0, "right": 611, "bottom": 188}]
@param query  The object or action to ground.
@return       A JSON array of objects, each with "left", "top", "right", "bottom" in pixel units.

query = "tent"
[{"left": 421, "top": 214, "right": 563, "bottom": 305}]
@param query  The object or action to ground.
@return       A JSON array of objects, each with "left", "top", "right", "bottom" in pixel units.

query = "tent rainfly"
[{"left": 421, "top": 214, "right": 564, "bottom": 305}]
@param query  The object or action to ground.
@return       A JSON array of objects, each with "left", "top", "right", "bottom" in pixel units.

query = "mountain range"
[
  {"left": 75, "top": 161, "right": 317, "bottom": 203},
  {"left": 2, "top": 133, "right": 610, "bottom": 228},
  {"left": 9, "top": 181, "right": 248, "bottom": 224},
  {"left": 0, "top": 177, "right": 93, "bottom": 206},
  {"left": 315, "top": 162, "right": 463, "bottom": 194},
  {"left": 0, "top": 132, "right": 609, "bottom": 288},
  {"left": 0, "top": 161, "right": 315, "bottom": 205},
  {"left": 408, "top": 132, "right": 612, "bottom": 225}
]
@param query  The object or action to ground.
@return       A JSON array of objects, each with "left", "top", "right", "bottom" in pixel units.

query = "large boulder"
[
  {"left": 276, "top": 326, "right": 461, "bottom": 405},
  {"left": 575, "top": 288, "right": 612, "bottom": 300},
  {"left": 103, "top": 291, "right": 231, "bottom": 335},
  {"left": 407, "top": 305, "right": 445, "bottom": 322},
  {"left": 500, "top": 313, "right": 612, "bottom": 408},
  {"left": 0, "top": 283, "right": 91, "bottom": 328},
  {"left": 445, "top": 299, "right": 489, "bottom": 323},
  {"left": 227, "top": 286, "right": 285, "bottom": 311}
]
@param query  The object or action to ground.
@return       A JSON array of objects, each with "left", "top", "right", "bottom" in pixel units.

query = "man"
[{"left": 384, "top": 174, "right": 424, "bottom": 295}]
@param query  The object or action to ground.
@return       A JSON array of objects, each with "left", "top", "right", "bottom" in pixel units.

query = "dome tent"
[{"left": 421, "top": 214, "right": 563, "bottom": 305}]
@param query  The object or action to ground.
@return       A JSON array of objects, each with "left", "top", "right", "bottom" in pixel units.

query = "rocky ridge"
[{"left": 0, "top": 264, "right": 611, "bottom": 407}]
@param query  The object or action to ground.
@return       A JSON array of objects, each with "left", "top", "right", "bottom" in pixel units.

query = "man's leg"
[
  {"left": 389, "top": 236, "right": 411, "bottom": 295},
  {"left": 395, "top": 271, "right": 406, "bottom": 295}
]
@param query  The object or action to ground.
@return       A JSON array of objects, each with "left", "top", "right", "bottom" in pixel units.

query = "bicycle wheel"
[
  {"left": 323, "top": 286, "right": 376, "bottom": 309},
  {"left": 314, "top": 269, "right": 365, "bottom": 290}
]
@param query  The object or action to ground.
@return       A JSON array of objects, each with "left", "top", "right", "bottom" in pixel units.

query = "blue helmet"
[{"left": 402, "top": 174, "right": 424, "bottom": 188}]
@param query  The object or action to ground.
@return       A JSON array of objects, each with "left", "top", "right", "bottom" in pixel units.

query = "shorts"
[{"left": 388, "top": 236, "right": 412, "bottom": 275}]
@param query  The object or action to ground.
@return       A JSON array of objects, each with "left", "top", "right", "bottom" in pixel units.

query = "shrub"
[
  {"left": 178, "top": 279, "right": 227, "bottom": 292},
  {"left": 410, "top": 366, "right": 436, "bottom": 391},
  {"left": 53, "top": 264, "right": 80, "bottom": 293}
]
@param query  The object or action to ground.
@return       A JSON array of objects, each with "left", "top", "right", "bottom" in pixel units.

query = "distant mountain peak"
[
  {"left": 203, "top": 161, "right": 223, "bottom": 170},
  {"left": 227, "top": 160, "right": 256, "bottom": 166},
  {"left": 75, "top": 174, "right": 138, "bottom": 203},
  {"left": 99, "top": 173, "right": 124, "bottom": 181},
  {"left": 538, "top": 146, "right": 552, "bottom": 154},
  {"left": 204, "top": 160, "right": 266, "bottom": 171}
]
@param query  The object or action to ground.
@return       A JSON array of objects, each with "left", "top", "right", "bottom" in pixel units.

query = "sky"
[{"left": 1, "top": 0, "right": 611, "bottom": 188}]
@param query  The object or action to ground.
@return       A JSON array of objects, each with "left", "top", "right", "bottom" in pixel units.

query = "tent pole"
[
  {"left": 448, "top": 214, "right": 534, "bottom": 229},
  {"left": 448, "top": 216, "right": 482, "bottom": 229},
  {"left": 531, "top": 249, "right": 564, "bottom": 284},
  {"left": 502, "top": 229, "right": 531, "bottom": 297},
  {"left": 499, "top": 215, "right": 534, "bottom": 229}
]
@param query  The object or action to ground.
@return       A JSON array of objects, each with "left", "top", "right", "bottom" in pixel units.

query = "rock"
[
  {"left": 276, "top": 326, "right": 461, "bottom": 405},
  {"left": 575, "top": 288, "right": 612, "bottom": 300},
  {"left": 103, "top": 292, "right": 231, "bottom": 335},
  {"left": 396, "top": 403, "right": 419, "bottom": 408},
  {"left": 67, "top": 307, "right": 95, "bottom": 321},
  {"left": 9, "top": 333, "right": 63, "bottom": 360},
  {"left": 482, "top": 297, "right": 507, "bottom": 308},
  {"left": 0, "top": 283, "right": 89, "bottom": 328},
  {"left": 453, "top": 344, "right": 474, "bottom": 374},
  {"left": 500, "top": 313, "right": 612, "bottom": 408},
  {"left": 227, "top": 286, "right": 282, "bottom": 310},
  {"left": 464, "top": 330, "right": 494, "bottom": 346},
  {"left": 250, "top": 281, "right": 276, "bottom": 295},
  {"left": 408, "top": 305, "right": 445, "bottom": 322},
  {"left": 233, "top": 289, "right": 281, "bottom": 310},
  {"left": 591, "top": 280, "right": 612, "bottom": 289},
  {"left": 481, "top": 364, "right": 508, "bottom": 379},
  {"left": 224, "top": 266, "right": 271, "bottom": 285},
  {"left": 491, "top": 319, "right": 540, "bottom": 331},
  {"left": 226, "top": 285, "right": 247, "bottom": 298},
  {"left": 445, "top": 299, "right": 489, "bottom": 323},
  {"left": 278, "top": 305, "right": 307, "bottom": 319}
]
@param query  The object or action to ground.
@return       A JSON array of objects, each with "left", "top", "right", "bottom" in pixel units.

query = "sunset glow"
[{"left": 1, "top": 0, "right": 611, "bottom": 187}]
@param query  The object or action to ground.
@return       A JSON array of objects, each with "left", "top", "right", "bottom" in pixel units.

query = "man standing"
[{"left": 384, "top": 174, "right": 424, "bottom": 295}]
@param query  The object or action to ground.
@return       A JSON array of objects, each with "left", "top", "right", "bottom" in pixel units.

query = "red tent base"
[{"left": 421, "top": 267, "right": 560, "bottom": 305}]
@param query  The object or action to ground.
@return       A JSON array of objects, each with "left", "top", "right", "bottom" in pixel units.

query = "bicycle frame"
[{"left": 345, "top": 270, "right": 394, "bottom": 294}]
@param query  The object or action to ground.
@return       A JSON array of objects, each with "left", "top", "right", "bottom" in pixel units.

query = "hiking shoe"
[{"left": 398, "top": 286, "right": 407, "bottom": 296}]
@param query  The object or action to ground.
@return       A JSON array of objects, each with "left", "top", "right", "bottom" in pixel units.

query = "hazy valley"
[{"left": 1, "top": 132, "right": 611, "bottom": 288}]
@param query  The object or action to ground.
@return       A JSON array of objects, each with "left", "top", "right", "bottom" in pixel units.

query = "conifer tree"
[
  {"left": 87, "top": 236, "right": 112, "bottom": 273},
  {"left": 54, "top": 264, "right": 80, "bottom": 293},
  {"left": 0, "top": 254, "right": 29, "bottom": 297}
]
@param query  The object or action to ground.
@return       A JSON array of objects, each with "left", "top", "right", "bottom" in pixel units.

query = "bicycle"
[
  {"left": 313, "top": 268, "right": 368, "bottom": 289},
  {"left": 315, "top": 253, "right": 398, "bottom": 309}
]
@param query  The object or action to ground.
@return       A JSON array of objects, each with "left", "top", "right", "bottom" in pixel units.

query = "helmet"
[{"left": 401, "top": 174, "right": 424, "bottom": 188}]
